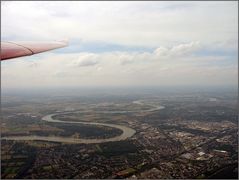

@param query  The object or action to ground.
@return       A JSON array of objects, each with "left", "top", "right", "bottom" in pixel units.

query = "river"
[{"left": 2, "top": 101, "right": 164, "bottom": 144}]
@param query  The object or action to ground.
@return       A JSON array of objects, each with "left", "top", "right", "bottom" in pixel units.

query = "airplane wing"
[{"left": 1, "top": 40, "right": 68, "bottom": 61}]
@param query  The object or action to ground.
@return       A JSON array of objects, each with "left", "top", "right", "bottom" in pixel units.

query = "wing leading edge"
[{"left": 1, "top": 40, "right": 68, "bottom": 61}]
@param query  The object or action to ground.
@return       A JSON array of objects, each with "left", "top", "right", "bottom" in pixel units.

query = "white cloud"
[
  {"left": 69, "top": 53, "right": 99, "bottom": 67},
  {"left": 1, "top": 2, "right": 237, "bottom": 89},
  {"left": 2, "top": 1, "right": 238, "bottom": 48},
  {"left": 153, "top": 41, "right": 201, "bottom": 59},
  {"left": 2, "top": 42, "right": 237, "bottom": 88}
]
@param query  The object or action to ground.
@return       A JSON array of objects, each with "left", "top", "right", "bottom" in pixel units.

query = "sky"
[{"left": 1, "top": 1, "right": 238, "bottom": 89}]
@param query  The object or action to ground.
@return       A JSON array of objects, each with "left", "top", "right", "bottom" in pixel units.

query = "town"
[{"left": 1, "top": 89, "right": 238, "bottom": 179}]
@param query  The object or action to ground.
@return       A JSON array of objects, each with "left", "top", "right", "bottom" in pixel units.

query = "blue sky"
[{"left": 1, "top": 1, "right": 238, "bottom": 88}]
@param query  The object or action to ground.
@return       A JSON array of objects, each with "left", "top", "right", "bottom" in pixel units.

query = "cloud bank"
[{"left": 1, "top": 1, "right": 238, "bottom": 89}]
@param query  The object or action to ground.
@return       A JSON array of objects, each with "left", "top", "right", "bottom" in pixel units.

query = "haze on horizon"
[{"left": 1, "top": 1, "right": 238, "bottom": 90}]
